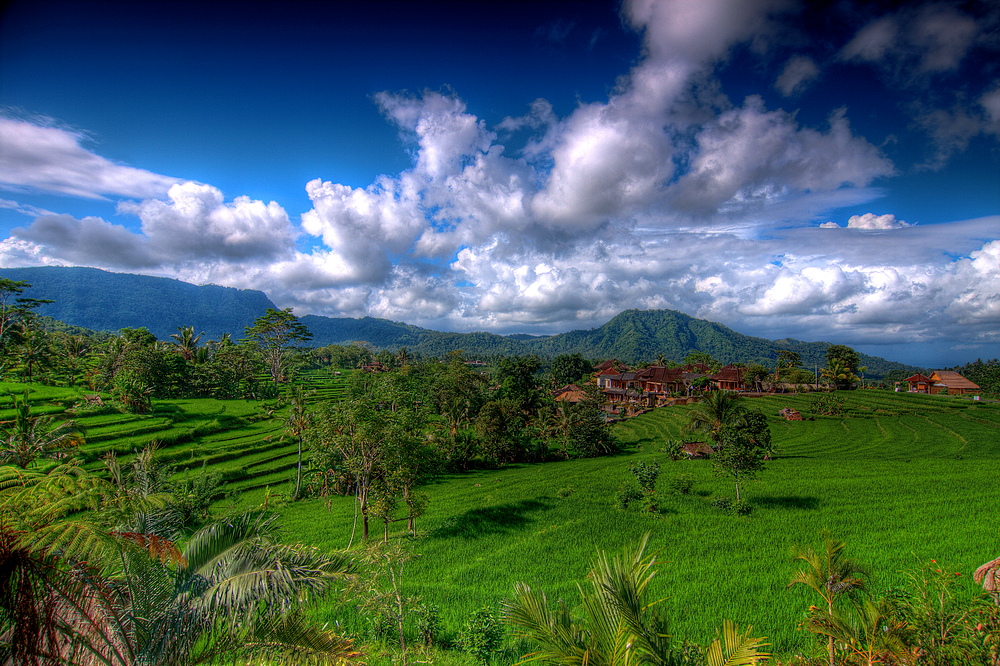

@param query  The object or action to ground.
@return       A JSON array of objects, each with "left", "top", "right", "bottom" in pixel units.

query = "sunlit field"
[
  {"left": 262, "top": 390, "right": 1000, "bottom": 657},
  {"left": 6, "top": 379, "right": 998, "bottom": 659}
]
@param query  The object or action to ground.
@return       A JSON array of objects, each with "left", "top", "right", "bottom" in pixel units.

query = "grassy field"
[
  {"left": 0, "top": 370, "right": 353, "bottom": 495},
  {"left": 255, "top": 389, "right": 1000, "bottom": 658},
  {"left": 4, "top": 378, "right": 998, "bottom": 659}
]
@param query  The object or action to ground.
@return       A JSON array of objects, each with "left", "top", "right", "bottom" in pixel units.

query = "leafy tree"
[
  {"left": 193, "top": 340, "right": 263, "bottom": 399},
  {"left": 744, "top": 363, "right": 770, "bottom": 393},
  {"left": 475, "top": 398, "right": 530, "bottom": 466},
  {"left": 429, "top": 358, "right": 488, "bottom": 435},
  {"left": 0, "top": 394, "right": 85, "bottom": 468},
  {"left": 492, "top": 355, "right": 543, "bottom": 413},
  {"left": 310, "top": 398, "right": 425, "bottom": 542},
  {"left": 712, "top": 412, "right": 770, "bottom": 503},
  {"left": 684, "top": 351, "right": 722, "bottom": 372},
  {"left": 550, "top": 353, "right": 593, "bottom": 387},
  {"left": 774, "top": 350, "right": 801, "bottom": 383},
  {"left": 0, "top": 279, "right": 52, "bottom": 372},
  {"left": 243, "top": 308, "right": 313, "bottom": 384},
  {"left": 563, "top": 403, "right": 618, "bottom": 459},
  {"left": 824, "top": 345, "right": 861, "bottom": 390}
]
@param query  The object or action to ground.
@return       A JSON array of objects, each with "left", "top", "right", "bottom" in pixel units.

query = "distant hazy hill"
[
  {"left": 1, "top": 266, "right": 919, "bottom": 377},
  {"left": 1, "top": 266, "right": 276, "bottom": 341}
]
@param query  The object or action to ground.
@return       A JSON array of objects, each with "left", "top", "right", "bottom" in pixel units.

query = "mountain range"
[{"left": 2, "top": 266, "right": 920, "bottom": 377}]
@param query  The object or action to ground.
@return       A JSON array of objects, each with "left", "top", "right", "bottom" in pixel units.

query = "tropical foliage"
[
  {"left": 504, "top": 535, "right": 769, "bottom": 665},
  {"left": 0, "top": 464, "right": 360, "bottom": 666}
]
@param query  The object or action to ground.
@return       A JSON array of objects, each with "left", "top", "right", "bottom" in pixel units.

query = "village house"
[
  {"left": 595, "top": 363, "right": 710, "bottom": 408},
  {"left": 710, "top": 364, "right": 746, "bottom": 392},
  {"left": 902, "top": 371, "right": 979, "bottom": 395}
]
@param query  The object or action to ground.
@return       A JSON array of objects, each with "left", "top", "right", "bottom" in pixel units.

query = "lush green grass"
[
  {"left": 262, "top": 390, "right": 1000, "bottom": 659},
  {"left": 4, "top": 371, "right": 355, "bottom": 495},
  {"left": 7, "top": 377, "right": 997, "bottom": 659}
]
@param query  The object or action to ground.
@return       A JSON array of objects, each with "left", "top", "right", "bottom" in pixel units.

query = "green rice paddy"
[
  {"left": 266, "top": 390, "right": 1000, "bottom": 657},
  {"left": 4, "top": 378, "right": 998, "bottom": 658}
]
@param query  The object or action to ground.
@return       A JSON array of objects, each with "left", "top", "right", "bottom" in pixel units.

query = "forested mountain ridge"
[
  {"left": 1, "top": 266, "right": 277, "bottom": 342},
  {"left": 1, "top": 266, "right": 919, "bottom": 377}
]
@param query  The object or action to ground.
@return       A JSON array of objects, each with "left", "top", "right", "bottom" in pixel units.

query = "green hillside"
[{"left": 1, "top": 266, "right": 276, "bottom": 341}]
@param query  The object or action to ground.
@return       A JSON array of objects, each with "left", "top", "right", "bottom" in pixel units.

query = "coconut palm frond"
[
  {"left": 705, "top": 619, "right": 770, "bottom": 666},
  {"left": 504, "top": 582, "right": 590, "bottom": 665},
  {"left": 505, "top": 534, "right": 682, "bottom": 666},
  {"left": 238, "top": 612, "right": 362, "bottom": 666},
  {"left": 181, "top": 510, "right": 278, "bottom": 576}
]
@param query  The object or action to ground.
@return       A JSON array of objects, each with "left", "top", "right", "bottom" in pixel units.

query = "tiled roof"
[
  {"left": 929, "top": 371, "right": 981, "bottom": 390},
  {"left": 903, "top": 374, "right": 933, "bottom": 383},
  {"left": 638, "top": 366, "right": 687, "bottom": 383},
  {"left": 711, "top": 364, "right": 744, "bottom": 382}
]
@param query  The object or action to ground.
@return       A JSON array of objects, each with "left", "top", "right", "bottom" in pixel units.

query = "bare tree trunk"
[{"left": 294, "top": 437, "right": 302, "bottom": 499}]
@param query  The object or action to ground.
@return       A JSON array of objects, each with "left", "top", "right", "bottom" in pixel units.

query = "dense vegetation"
[{"left": 2, "top": 267, "right": 922, "bottom": 376}]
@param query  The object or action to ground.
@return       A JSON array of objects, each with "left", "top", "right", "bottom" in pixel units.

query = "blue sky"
[{"left": 1, "top": 0, "right": 998, "bottom": 366}]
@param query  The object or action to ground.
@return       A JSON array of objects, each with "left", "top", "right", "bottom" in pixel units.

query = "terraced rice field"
[
  {"left": 0, "top": 369, "right": 353, "bottom": 496},
  {"left": 5, "top": 379, "right": 998, "bottom": 659}
]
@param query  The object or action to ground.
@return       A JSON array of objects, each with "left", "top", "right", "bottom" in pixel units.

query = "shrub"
[
  {"left": 668, "top": 473, "right": 695, "bottom": 495},
  {"left": 456, "top": 606, "right": 504, "bottom": 663},
  {"left": 711, "top": 496, "right": 733, "bottom": 512},
  {"left": 711, "top": 496, "right": 752, "bottom": 516},
  {"left": 413, "top": 603, "right": 442, "bottom": 647},
  {"left": 629, "top": 461, "right": 660, "bottom": 495},
  {"left": 615, "top": 483, "right": 643, "bottom": 510},
  {"left": 812, "top": 393, "right": 846, "bottom": 416}
]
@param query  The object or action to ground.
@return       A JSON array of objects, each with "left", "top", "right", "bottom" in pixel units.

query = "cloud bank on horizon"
[{"left": 1, "top": 0, "right": 998, "bottom": 365}]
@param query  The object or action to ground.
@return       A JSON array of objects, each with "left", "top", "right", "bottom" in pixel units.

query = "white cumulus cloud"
[{"left": 0, "top": 116, "right": 181, "bottom": 199}]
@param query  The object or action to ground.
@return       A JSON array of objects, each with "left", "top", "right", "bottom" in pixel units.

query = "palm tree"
[
  {"left": 803, "top": 599, "right": 909, "bottom": 666},
  {"left": 0, "top": 394, "right": 85, "bottom": 468},
  {"left": 504, "top": 535, "right": 769, "bottom": 666},
  {"left": 789, "top": 531, "right": 867, "bottom": 666},
  {"left": 37, "top": 512, "right": 360, "bottom": 666},
  {"left": 820, "top": 360, "right": 858, "bottom": 391},
  {"left": 686, "top": 390, "right": 746, "bottom": 444},
  {"left": 170, "top": 326, "right": 202, "bottom": 361}
]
